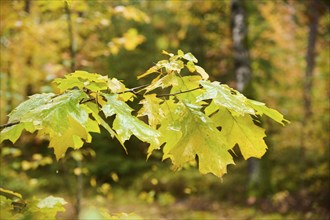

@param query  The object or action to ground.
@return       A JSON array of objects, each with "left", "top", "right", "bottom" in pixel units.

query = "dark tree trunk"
[
  {"left": 24, "top": 0, "right": 30, "bottom": 13},
  {"left": 300, "top": 0, "right": 321, "bottom": 189},
  {"left": 230, "top": 0, "right": 270, "bottom": 200},
  {"left": 230, "top": 0, "right": 251, "bottom": 92},
  {"left": 64, "top": 2, "right": 81, "bottom": 217},
  {"left": 303, "top": 0, "right": 320, "bottom": 121}
]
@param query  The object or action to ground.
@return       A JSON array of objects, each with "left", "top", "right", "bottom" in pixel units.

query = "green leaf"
[
  {"left": 198, "top": 81, "right": 255, "bottom": 116},
  {"left": 8, "top": 93, "right": 55, "bottom": 123},
  {"left": 247, "top": 99, "right": 289, "bottom": 125},
  {"left": 102, "top": 94, "right": 160, "bottom": 149},
  {"left": 137, "top": 65, "right": 161, "bottom": 79},
  {"left": 207, "top": 105, "right": 267, "bottom": 159},
  {"left": 0, "top": 90, "right": 102, "bottom": 159},
  {"left": 25, "top": 90, "right": 89, "bottom": 133},
  {"left": 1, "top": 93, "right": 55, "bottom": 143}
]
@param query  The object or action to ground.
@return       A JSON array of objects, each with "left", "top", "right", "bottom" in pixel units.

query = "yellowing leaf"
[
  {"left": 102, "top": 94, "right": 160, "bottom": 149},
  {"left": 150, "top": 102, "right": 234, "bottom": 177},
  {"left": 170, "top": 76, "right": 203, "bottom": 103},
  {"left": 195, "top": 65, "right": 209, "bottom": 80},
  {"left": 138, "top": 94, "right": 165, "bottom": 128},
  {"left": 138, "top": 65, "right": 161, "bottom": 79},
  {"left": 186, "top": 61, "right": 196, "bottom": 72},
  {"left": 0, "top": 123, "right": 29, "bottom": 143},
  {"left": 145, "top": 72, "right": 179, "bottom": 93},
  {"left": 209, "top": 106, "right": 267, "bottom": 159},
  {"left": 54, "top": 71, "right": 109, "bottom": 93}
]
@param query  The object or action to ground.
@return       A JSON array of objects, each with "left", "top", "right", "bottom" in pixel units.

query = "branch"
[
  {"left": 118, "top": 84, "right": 150, "bottom": 94},
  {"left": 157, "top": 85, "right": 202, "bottom": 97},
  {"left": 0, "top": 121, "right": 20, "bottom": 129},
  {"left": 0, "top": 86, "right": 204, "bottom": 130},
  {"left": 79, "top": 98, "right": 95, "bottom": 104}
]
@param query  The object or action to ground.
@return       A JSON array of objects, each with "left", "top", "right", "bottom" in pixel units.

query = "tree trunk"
[
  {"left": 64, "top": 2, "right": 81, "bottom": 218},
  {"left": 231, "top": 0, "right": 251, "bottom": 93},
  {"left": 300, "top": 0, "right": 320, "bottom": 189},
  {"left": 230, "top": 0, "right": 268, "bottom": 200},
  {"left": 303, "top": 0, "right": 319, "bottom": 123}
]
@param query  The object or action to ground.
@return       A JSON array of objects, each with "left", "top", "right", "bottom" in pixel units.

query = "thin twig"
[
  {"left": 0, "top": 86, "right": 204, "bottom": 130},
  {"left": 79, "top": 98, "right": 95, "bottom": 104},
  {"left": 157, "top": 85, "right": 202, "bottom": 97},
  {"left": 0, "top": 121, "right": 20, "bottom": 129},
  {"left": 118, "top": 84, "right": 150, "bottom": 94}
]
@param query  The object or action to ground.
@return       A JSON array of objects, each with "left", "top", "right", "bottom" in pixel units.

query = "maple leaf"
[
  {"left": 206, "top": 103, "right": 267, "bottom": 159},
  {"left": 0, "top": 90, "right": 101, "bottom": 159},
  {"left": 138, "top": 94, "right": 165, "bottom": 128},
  {"left": 54, "top": 70, "right": 109, "bottom": 93},
  {"left": 144, "top": 72, "right": 179, "bottom": 93},
  {"left": 247, "top": 99, "right": 289, "bottom": 125},
  {"left": 0, "top": 93, "right": 55, "bottom": 143},
  {"left": 149, "top": 101, "right": 234, "bottom": 177},
  {"left": 198, "top": 81, "right": 255, "bottom": 116},
  {"left": 170, "top": 75, "right": 204, "bottom": 103},
  {"left": 101, "top": 93, "right": 160, "bottom": 150}
]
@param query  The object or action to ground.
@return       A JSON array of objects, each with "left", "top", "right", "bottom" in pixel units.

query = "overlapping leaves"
[
  {"left": 0, "top": 90, "right": 98, "bottom": 159},
  {"left": 0, "top": 50, "right": 288, "bottom": 177}
]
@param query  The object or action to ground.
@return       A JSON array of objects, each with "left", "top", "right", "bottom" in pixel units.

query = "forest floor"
[{"left": 57, "top": 188, "right": 327, "bottom": 220}]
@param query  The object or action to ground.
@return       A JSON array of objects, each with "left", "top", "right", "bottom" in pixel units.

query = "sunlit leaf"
[
  {"left": 247, "top": 99, "right": 289, "bottom": 125},
  {"left": 182, "top": 52, "right": 198, "bottom": 63},
  {"left": 198, "top": 81, "right": 255, "bottom": 116},
  {"left": 195, "top": 65, "right": 209, "bottom": 80},
  {"left": 207, "top": 104, "right": 267, "bottom": 159},
  {"left": 54, "top": 71, "right": 109, "bottom": 93}
]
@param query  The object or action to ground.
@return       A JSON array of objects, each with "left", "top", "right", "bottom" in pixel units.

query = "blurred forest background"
[{"left": 0, "top": 0, "right": 329, "bottom": 219}]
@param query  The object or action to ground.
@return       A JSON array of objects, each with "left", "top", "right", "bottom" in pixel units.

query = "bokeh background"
[{"left": 0, "top": 0, "right": 329, "bottom": 219}]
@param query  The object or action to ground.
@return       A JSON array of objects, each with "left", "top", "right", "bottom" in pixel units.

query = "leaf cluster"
[{"left": 0, "top": 51, "right": 288, "bottom": 177}]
